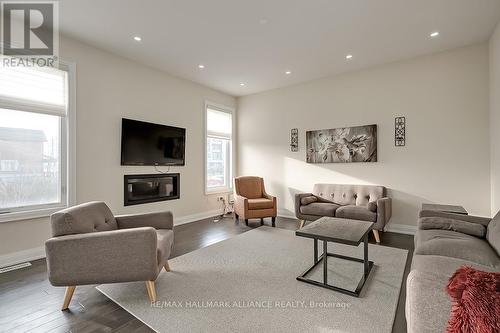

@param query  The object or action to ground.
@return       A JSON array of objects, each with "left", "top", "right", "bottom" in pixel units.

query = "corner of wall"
[{"left": 490, "top": 21, "right": 500, "bottom": 216}]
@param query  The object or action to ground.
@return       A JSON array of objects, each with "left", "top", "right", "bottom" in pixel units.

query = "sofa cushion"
[
  {"left": 415, "top": 229, "right": 500, "bottom": 268},
  {"left": 411, "top": 254, "right": 496, "bottom": 278},
  {"left": 406, "top": 256, "right": 499, "bottom": 333},
  {"left": 367, "top": 201, "right": 377, "bottom": 212},
  {"left": 247, "top": 198, "right": 274, "bottom": 210},
  {"left": 406, "top": 270, "right": 452, "bottom": 333},
  {"left": 335, "top": 205, "right": 377, "bottom": 222},
  {"left": 419, "top": 217, "right": 486, "bottom": 238},
  {"left": 300, "top": 196, "right": 318, "bottom": 206},
  {"left": 156, "top": 229, "right": 174, "bottom": 265},
  {"left": 300, "top": 202, "right": 340, "bottom": 217},
  {"left": 487, "top": 211, "right": 500, "bottom": 256}
]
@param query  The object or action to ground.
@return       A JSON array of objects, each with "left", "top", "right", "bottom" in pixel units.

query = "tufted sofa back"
[
  {"left": 312, "top": 184, "right": 386, "bottom": 206},
  {"left": 50, "top": 201, "right": 118, "bottom": 237}
]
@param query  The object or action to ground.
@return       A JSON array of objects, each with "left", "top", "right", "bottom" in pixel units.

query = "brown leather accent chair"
[{"left": 234, "top": 176, "right": 277, "bottom": 227}]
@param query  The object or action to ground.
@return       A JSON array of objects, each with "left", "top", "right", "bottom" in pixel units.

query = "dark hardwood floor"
[{"left": 0, "top": 216, "right": 414, "bottom": 333}]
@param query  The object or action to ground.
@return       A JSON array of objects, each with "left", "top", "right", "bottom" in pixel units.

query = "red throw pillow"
[{"left": 446, "top": 266, "right": 500, "bottom": 333}]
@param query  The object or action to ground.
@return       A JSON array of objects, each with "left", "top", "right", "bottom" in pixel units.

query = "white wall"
[
  {"left": 491, "top": 23, "right": 500, "bottom": 216},
  {"left": 0, "top": 36, "right": 235, "bottom": 262},
  {"left": 237, "top": 44, "right": 491, "bottom": 228}
]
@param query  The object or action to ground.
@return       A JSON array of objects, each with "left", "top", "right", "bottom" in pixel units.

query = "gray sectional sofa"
[
  {"left": 295, "top": 183, "right": 392, "bottom": 242},
  {"left": 406, "top": 209, "right": 500, "bottom": 333}
]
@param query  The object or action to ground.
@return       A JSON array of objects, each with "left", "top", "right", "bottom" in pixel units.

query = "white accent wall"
[
  {"left": 491, "top": 23, "right": 500, "bottom": 216},
  {"left": 237, "top": 44, "right": 491, "bottom": 227},
  {"left": 0, "top": 36, "right": 235, "bottom": 264}
]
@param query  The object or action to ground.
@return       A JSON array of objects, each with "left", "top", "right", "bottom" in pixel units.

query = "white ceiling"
[{"left": 59, "top": 0, "right": 500, "bottom": 97}]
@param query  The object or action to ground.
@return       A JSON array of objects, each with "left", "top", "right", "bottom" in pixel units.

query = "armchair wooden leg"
[
  {"left": 260, "top": 218, "right": 264, "bottom": 225},
  {"left": 146, "top": 281, "right": 157, "bottom": 302},
  {"left": 373, "top": 229, "right": 381, "bottom": 244},
  {"left": 245, "top": 219, "right": 249, "bottom": 226},
  {"left": 271, "top": 217, "right": 276, "bottom": 227},
  {"left": 235, "top": 213, "right": 239, "bottom": 221},
  {"left": 164, "top": 260, "right": 171, "bottom": 272},
  {"left": 61, "top": 286, "right": 76, "bottom": 311},
  {"left": 299, "top": 220, "right": 306, "bottom": 229}
]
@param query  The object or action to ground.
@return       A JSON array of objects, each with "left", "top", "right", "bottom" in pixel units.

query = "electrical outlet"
[{"left": 217, "top": 196, "right": 225, "bottom": 202}]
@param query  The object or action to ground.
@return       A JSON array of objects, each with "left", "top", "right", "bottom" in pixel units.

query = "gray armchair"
[{"left": 45, "top": 201, "right": 174, "bottom": 310}]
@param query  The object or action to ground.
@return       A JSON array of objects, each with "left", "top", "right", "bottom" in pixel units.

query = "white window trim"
[
  {"left": 204, "top": 101, "right": 235, "bottom": 195},
  {"left": 0, "top": 61, "right": 76, "bottom": 223}
]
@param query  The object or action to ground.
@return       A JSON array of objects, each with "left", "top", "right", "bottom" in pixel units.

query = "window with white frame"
[
  {"left": 0, "top": 63, "right": 72, "bottom": 218},
  {"left": 205, "top": 104, "right": 233, "bottom": 193}
]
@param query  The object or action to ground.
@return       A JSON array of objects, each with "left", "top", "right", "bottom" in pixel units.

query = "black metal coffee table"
[{"left": 295, "top": 217, "right": 374, "bottom": 297}]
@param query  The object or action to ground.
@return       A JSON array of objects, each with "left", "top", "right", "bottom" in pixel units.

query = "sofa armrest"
[
  {"left": 295, "top": 193, "right": 314, "bottom": 218},
  {"left": 261, "top": 186, "right": 276, "bottom": 203},
  {"left": 376, "top": 197, "right": 392, "bottom": 229},
  {"left": 263, "top": 193, "right": 277, "bottom": 206},
  {"left": 419, "top": 210, "right": 491, "bottom": 226},
  {"left": 116, "top": 211, "right": 173, "bottom": 230},
  {"left": 45, "top": 227, "right": 158, "bottom": 286}
]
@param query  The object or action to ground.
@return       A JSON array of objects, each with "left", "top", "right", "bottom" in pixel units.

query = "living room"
[{"left": 0, "top": 1, "right": 499, "bottom": 332}]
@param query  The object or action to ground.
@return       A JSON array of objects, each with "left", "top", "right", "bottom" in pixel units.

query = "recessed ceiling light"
[
  {"left": 285, "top": 71, "right": 291, "bottom": 75},
  {"left": 133, "top": 36, "right": 142, "bottom": 42},
  {"left": 346, "top": 54, "right": 353, "bottom": 59},
  {"left": 240, "top": 83, "right": 245, "bottom": 86},
  {"left": 198, "top": 64, "right": 205, "bottom": 69},
  {"left": 430, "top": 31, "right": 440, "bottom": 38}
]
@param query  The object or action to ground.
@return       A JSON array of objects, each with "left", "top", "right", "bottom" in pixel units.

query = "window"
[
  {"left": 205, "top": 103, "right": 234, "bottom": 193},
  {"left": 0, "top": 63, "right": 74, "bottom": 221}
]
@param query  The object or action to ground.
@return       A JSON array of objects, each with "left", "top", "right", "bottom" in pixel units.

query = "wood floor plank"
[
  {"left": 18, "top": 314, "right": 75, "bottom": 333},
  {"left": 112, "top": 319, "right": 152, "bottom": 333}
]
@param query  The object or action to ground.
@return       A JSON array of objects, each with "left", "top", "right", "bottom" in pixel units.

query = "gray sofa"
[
  {"left": 295, "top": 184, "right": 392, "bottom": 242},
  {"left": 406, "top": 210, "right": 500, "bottom": 333},
  {"left": 45, "top": 202, "right": 174, "bottom": 310}
]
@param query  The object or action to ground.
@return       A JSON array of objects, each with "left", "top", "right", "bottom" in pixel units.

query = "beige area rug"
[{"left": 97, "top": 226, "right": 408, "bottom": 333}]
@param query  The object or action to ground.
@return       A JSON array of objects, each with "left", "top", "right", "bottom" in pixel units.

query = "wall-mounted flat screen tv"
[{"left": 121, "top": 118, "right": 186, "bottom": 166}]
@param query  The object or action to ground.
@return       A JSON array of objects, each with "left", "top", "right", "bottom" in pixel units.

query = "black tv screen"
[{"left": 121, "top": 118, "right": 186, "bottom": 166}]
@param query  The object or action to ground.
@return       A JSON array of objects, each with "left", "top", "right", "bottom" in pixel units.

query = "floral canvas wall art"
[{"left": 306, "top": 125, "right": 377, "bottom": 163}]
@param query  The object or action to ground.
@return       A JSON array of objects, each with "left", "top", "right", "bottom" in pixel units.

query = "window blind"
[
  {"left": 207, "top": 108, "right": 232, "bottom": 139},
  {"left": 0, "top": 62, "right": 68, "bottom": 116}
]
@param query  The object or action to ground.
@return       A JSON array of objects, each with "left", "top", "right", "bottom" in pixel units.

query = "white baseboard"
[
  {"left": 278, "top": 210, "right": 296, "bottom": 219},
  {"left": 0, "top": 246, "right": 45, "bottom": 269},
  {"left": 384, "top": 223, "right": 417, "bottom": 235},
  {"left": 174, "top": 209, "right": 223, "bottom": 226},
  {"left": 0, "top": 212, "right": 415, "bottom": 268},
  {"left": 278, "top": 211, "right": 417, "bottom": 236}
]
